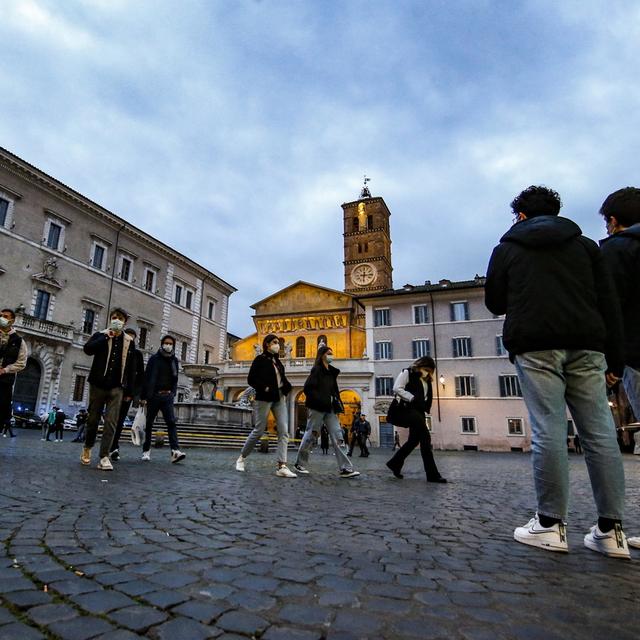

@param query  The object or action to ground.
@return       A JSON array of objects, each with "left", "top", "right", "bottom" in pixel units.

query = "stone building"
[
  {"left": 0, "top": 146, "right": 235, "bottom": 416},
  {"left": 358, "top": 278, "right": 530, "bottom": 451}
]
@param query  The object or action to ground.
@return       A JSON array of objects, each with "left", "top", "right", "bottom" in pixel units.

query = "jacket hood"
[
  {"left": 600, "top": 222, "right": 640, "bottom": 246},
  {"left": 500, "top": 215, "right": 582, "bottom": 248}
]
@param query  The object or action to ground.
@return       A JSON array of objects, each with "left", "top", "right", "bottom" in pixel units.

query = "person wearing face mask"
[
  {"left": 82, "top": 307, "right": 135, "bottom": 470},
  {"left": 293, "top": 345, "right": 360, "bottom": 478},
  {"left": 385, "top": 356, "right": 447, "bottom": 483},
  {"left": 109, "top": 328, "right": 145, "bottom": 461},
  {"left": 0, "top": 308, "right": 28, "bottom": 439},
  {"left": 140, "top": 335, "right": 185, "bottom": 464},
  {"left": 236, "top": 333, "right": 296, "bottom": 477}
]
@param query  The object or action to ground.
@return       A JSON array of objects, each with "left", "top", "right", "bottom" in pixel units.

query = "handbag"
[
  {"left": 130, "top": 406, "right": 146, "bottom": 446},
  {"left": 332, "top": 396, "right": 345, "bottom": 414},
  {"left": 386, "top": 397, "right": 410, "bottom": 427}
]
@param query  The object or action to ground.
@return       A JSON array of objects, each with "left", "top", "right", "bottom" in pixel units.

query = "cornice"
[{"left": 0, "top": 148, "right": 236, "bottom": 294}]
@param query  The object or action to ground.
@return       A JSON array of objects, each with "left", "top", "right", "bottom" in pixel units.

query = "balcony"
[{"left": 15, "top": 313, "right": 74, "bottom": 343}]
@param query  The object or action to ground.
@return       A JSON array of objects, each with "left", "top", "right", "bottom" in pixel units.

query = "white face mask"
[
  {"left": 0, "top": 317, "right": 10, "bottom": 328},
  {"left": 110, "top": 319, "right": 124, "bottom": 332},
  {"left": 326, "top": 354, "right": 334, "bottom": 363},
  {"left": 269, "top": 343, "right": 280, "bottom": 354},
  {"left": 162, "top": 343, "right": 174, "bottom": 353}
]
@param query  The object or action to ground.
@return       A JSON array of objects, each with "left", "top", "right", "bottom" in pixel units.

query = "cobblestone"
[{"left": 1, "top": 432, "right": 639, "bottom": 639}]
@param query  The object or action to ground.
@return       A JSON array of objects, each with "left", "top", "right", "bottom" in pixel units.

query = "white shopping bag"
[{"left": 131, "top": 406, "right": 146, "bottom": 446}]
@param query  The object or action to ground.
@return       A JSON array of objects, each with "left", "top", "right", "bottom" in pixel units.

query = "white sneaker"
[
  {"left": 235, "top": 455, "right": 246, "bottom": 472},
  {"left": 294, "top": 463, "right": 310, "bottom": 475},
  {"left": 80, "top": 447, "right": 92, "bottom": 465},
  {"left": 584, "top": 523, "right": 630, "bottom": 559},
  {"left": 276, "top": 465, "right": 297, "bottom": 478},
  {"left": 514, "top": 514, "right": 568, "bottom": 553},
  {"left": 171, "top": 449, "right": 186, "bottom": 464},
  {"left": 339, "top": 469, "right": 361, "bottom": 479},
  {"left": 141, "top": 450, "right": 151, "bottom": 461},
  {"left": 97, "top": 456, "right": 113, "bottom": 471},
  {"left": 627, "top": 536, "right": 640, "bottom": 549}
]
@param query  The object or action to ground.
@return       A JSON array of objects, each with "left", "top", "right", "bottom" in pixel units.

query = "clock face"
[{"left": 351, "top": 263, "right": 377, "bottom": 287}]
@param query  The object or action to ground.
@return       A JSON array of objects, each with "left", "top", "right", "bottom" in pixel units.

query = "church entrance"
[{"left": 12, "top": 357, "right": 42, "bottom": 412}]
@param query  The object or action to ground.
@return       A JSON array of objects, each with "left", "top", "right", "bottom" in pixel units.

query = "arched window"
[
  {"left": 352, "top": 217, "right": 359, "bottom": 232},
  {"left": 295, "top": 337, "right": 306, "bottom": 358},
  {"left": 367, "top": 214, "right": 373, "bottom": 229}
]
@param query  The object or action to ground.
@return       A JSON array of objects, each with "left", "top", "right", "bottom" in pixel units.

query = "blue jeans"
[
  {"left": 241, "top": 395, "right": 289, "bottom": 463},
  {"left": 143, "top": 393, "right": 180, "bottom": 452},
  {"left": 515, "top": 350, "right": 625, "bottom": 521},
  {"left": 623, "top": 366, "right": 640, "bottom": 420},
  {"left": 296, "top": 409, "right": 353, "bottom": 472}
]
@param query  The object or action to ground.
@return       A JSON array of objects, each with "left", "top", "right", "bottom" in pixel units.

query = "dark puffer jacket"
[
  {"left": 485, "top": 215, "right": 623, "bottom": 376},
  {"left": 247, "top": 352, "right": 292, "bottom": 402},
  {"left": 600, "top": 223, "right": 640, "bottom": 368}
]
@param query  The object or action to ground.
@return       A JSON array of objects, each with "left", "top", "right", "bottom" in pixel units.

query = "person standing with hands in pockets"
[{"left": 236, "top": 334, "right": 297, "bottom": 477}]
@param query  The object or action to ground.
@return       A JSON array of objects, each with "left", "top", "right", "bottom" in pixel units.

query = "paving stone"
[
  {"left": 148, "top": 617, "right": 217, "bottom": 640},
  {"left": 147, "top": 571, "right": 199, "bottom": 589},
  {"left": 94, "top": 631, "right": 143, "bottom": 640},
  {"left": 72, "top": 590, "right": 138, "bottom": 614},
  {"left": 0, "top": 576, "right": 35, "bottom": 592},
  {"left": 216, "top": 610, "right": 270, "bottom": 634},
  {"left": 225, "top": 589, "right": 276, "bottom": 611},
  {"left": 49, "top": 579, "right": 103, "bottom": 596},
  {"left": 114, "top": 580, "right": 157, "bottom": 596},
  {"left": 2, "top": 590, "right": 51, "bottom": 609},
  {"left": 27, "top": 603, "right": 78, "bottom": 625},
  {"left": 278, "top": 604, "right": 332, "bottom": 626},
  {"left": 142, "top": 590, "right": 190, "bottom": 608},
  {"left": 0, "top": 608, "right": 16, "bottom": 625},
  {"left": 171, "top": 600, "right": 227, "bottom": 623},
  {"left": 48, "top": 616, "right": 114, "bottom": 640},
  {"left": 262, "top": 627, "right": 322, "bottom": 640},
  {"left": 0, "top": 622, "right": 46, "bottom": 639},
  {"left": 108, "top": 605, "right": 169, "bottom": 631}
]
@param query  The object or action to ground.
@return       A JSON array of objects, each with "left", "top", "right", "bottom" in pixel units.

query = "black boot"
[{"left": 386, "top": 460, "right": 403, "bottom": 479}]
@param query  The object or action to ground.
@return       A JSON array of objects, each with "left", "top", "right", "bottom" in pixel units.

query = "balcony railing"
[{"left": 16, "top": 313, "right": 73, "bottom": 342}]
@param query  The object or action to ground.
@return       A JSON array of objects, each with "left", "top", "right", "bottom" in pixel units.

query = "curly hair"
[
  {"left": 599, "top": 187, "right": 640, "bottom": 228},
  {"left": 510, "top": 185, "right": 562, "bottom": 218}
]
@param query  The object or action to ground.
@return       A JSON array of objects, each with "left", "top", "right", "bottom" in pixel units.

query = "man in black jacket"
[
  {"left": 235, "top": 333, "right": 296, "bottom": 477},
  {"left": 598, "top": 186, "right": 640, "bottom": 550},
  {"left": 140, "top": 334, "right": 185, "bottom": 464},
  {"left": 486, "top": 185, "right": 629, "bottom": 558},
  {"left": 353, "top": 414, "right": 371, "bottom": 457},
  {"left": 0, "top": 308, "right": 28, "bottom": 437},
  {"left": 110, "top": 328, "right": 145, "bottom": 461},
  {"left": 81, "top": 307, "right": 135, "bottom": 471}
]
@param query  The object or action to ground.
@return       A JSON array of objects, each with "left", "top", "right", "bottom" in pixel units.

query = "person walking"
[
  {"left": 0, "top": 308, "right": 27, "bottom": 440},
  {"left": 392, "top": 431, "right": 401, "bottom": 451},
  {"left": 573, "top": 433, "right": 582, "bottom": 455},
  {"left": 485, "top": 185, "right": 629, "bottom": 558},
  {"left": 71, "top": 409, "right": 88, "bottom": 442},
  {"left": 354, "top": 413, "right": 371, "bottom": 457},
  {"left": 52, "top": 406, "right": 66, "bottom": 442},
  {"left": 320, "top": 424, "right": 329, "bottom": 454},
  {"left": 81, "top": 307, "right": 135, "bottom": 471},
  {"left": 293, "top": 345, "right": 360, "bottom": 478},
  {"left": 347, "top": 412, "right": 361, "bottom": 457},
  {"left": 598, "top": 186, "right": 640, "bottom": 551},
  {"left": 235, "top": 334, "right": 296, "bottom": 477},
  {"left": 140, "top": 335, "right": 185, "bottom": 463},
  {"left": 385, "top": 356, "right": 446, "bottom": 483},
  {"left": 110, "top": 328, "right": 145, "bottom": 461}
]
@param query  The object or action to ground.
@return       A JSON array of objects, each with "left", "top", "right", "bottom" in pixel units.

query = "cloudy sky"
[{"left": 2, "top": 0, "right": 639, "bottom": 336}]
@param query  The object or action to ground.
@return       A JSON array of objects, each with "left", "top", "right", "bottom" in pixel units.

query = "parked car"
[{"left": 11, "top": 410, "right": 40, "bottom": 429}]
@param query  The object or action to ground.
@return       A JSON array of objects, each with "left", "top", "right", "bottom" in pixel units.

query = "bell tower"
[{"left": 342, "top": 177, "right": 393, "bottom": 294}]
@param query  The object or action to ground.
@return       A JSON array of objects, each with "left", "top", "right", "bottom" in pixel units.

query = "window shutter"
[
  {"left": 452, "top": 339, "right": 458, "bottom": 358},
  {"left": 467, "top": 339, "right": 473, "bottom": 357},
  {"left": 455, "top": 376, "right": 461, "bottom": 396},
  {"left": 464, "top": 302, "right": 469, "bottom": 320},
  {"left": 450, "top": 304, "right": 455, "bottom": 322},
  {"left": 388, "top": 343, "right": 393, "bottom": 360},
  {"left": 499, "top": 376, "right": 506, "bottom": 397},
  {"left": 470, "top": 377, "right": 476, "bottom": 396}
]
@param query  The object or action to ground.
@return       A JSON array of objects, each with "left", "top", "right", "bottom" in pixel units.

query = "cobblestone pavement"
[{"left": 1, "top": 431, "right": 639, "bottom": 640}]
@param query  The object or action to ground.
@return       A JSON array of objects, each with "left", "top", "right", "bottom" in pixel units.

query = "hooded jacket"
[
  {"left": 600, "top": 223, "right": 640, "bottom": 368},
  {"left": 142, "top": 348, "right": 179, "bottom": 400},
  {"left": 485, "top": 215, "right": 624, "bottom": 375}
]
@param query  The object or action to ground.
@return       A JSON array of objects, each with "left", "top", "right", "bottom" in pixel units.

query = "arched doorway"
[
  {"left": 339, "top": 390, "right": 361, "bottom": 431},
  {"left": 12, "top": 357, "right": 42, "bottom": 412}
]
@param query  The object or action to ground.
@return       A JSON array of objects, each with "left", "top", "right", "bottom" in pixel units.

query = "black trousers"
[
  {"left": 387, "top": 409, "right": 441, "bottom": 479},
  {"left": 110, "top": 398, "right": 132, "bottom": 452},
  {"left": 0, "top": 386, "right": 13, "bottom": 431}
]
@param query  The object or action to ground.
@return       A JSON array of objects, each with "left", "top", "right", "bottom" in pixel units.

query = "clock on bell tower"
[{"left": 342, "top": 178, "right": 393, "bottom": 294}]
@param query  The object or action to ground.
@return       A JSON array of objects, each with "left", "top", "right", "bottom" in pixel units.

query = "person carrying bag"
[{"left": 385, "top": 356, "right": 447, "bottom": 483}]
